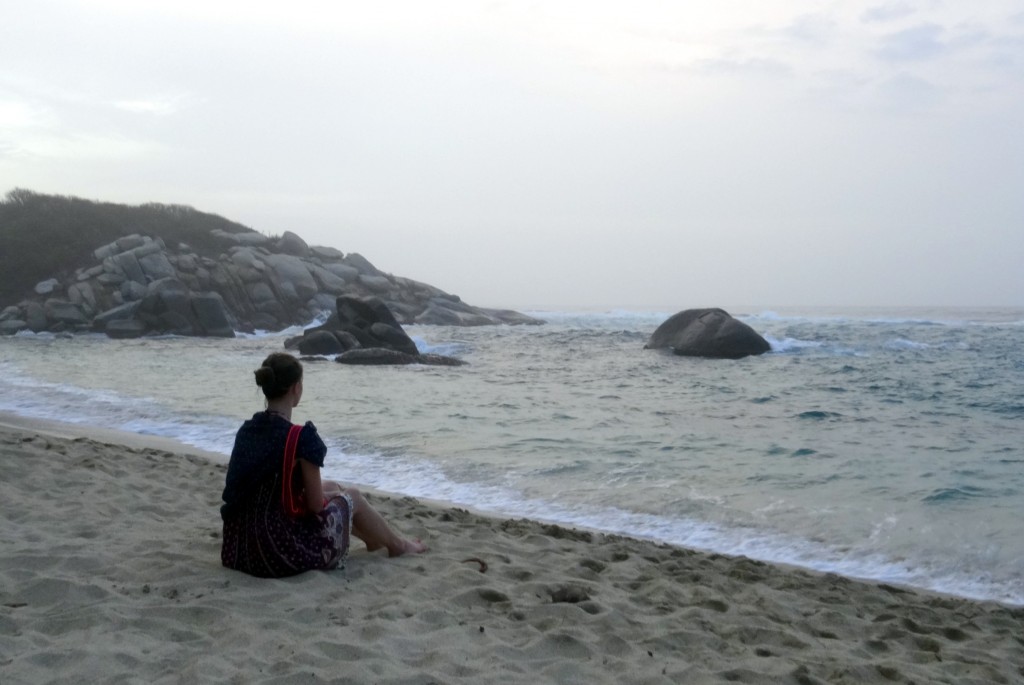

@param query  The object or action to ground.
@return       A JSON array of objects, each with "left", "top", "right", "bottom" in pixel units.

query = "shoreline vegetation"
[{"left": 2, "top": 413, "right": 1022, "bottom": 684}]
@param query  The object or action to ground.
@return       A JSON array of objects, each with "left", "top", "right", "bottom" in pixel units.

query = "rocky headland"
[{"left": 0, "top": 191, "right": 540, "bottom": 338}]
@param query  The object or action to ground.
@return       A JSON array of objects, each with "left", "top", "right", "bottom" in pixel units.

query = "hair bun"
[
  {"left": 254, "top": 352, "right": 303, "bottom": 400},
  {"left": 254, "top": 366, "right": 276, "bottom": 388}
]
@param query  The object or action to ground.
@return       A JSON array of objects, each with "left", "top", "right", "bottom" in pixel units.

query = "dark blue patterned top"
[{"left": 221, "top": 411, "right": 328, "bottom": 519}]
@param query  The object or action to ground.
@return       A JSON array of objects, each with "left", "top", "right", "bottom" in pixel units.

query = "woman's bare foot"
[{"left": 389, "top": 538, "right": 428, "bottom": 557}]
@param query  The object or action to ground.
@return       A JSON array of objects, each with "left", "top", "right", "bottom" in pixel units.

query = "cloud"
[
  {"left": 781, "top": 13, "right": 838, "bottom": 46},
  {"left": 875, "top": 72, "right": 944, "bottom": 111},
  {"left": 691, "top": 56, "right": 793, "bottom": 78},
  {"left": 0, "top": 98, "right": 61, "bottom": 160},
  {"left": 861, "top": 2, "right": 918, "bottom": 24},
  {"left": 989, "top": 34, "right": 1024, "bottom": 74},
  {"left": 875, "top": 23, "right": 947, "bottom": 61},
  {"left": 0, "top": 101, "right": 43, "bottom": 129},
  {"left": 11, "top": 132, "right": 166, "bottom": 161},
  {"left": 111, "top": 97, "right": 187, "bottom": 116},
  {"left": 0, "top": 80, "right": 182, "bottom": 166}
]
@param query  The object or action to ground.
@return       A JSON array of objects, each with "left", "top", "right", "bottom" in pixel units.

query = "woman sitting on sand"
[{"left": 221, "top": 352, "right": 426, "bottom": 577}]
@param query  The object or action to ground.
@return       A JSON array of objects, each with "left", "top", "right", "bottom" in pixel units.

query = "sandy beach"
[{"left": 1, "top": 415, "right": 1022, "bottom": 685}]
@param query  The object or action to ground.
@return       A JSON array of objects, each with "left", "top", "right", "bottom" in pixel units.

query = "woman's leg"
[{"left": 326, "top": 482, "right": 426, "bottom": 557}]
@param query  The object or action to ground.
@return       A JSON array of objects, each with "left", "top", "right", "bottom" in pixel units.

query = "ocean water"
[{"left": 1, "top": 306, "right": 1022, "bottom": 606}]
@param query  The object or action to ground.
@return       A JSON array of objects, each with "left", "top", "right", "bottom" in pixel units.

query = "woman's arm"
[{"left": 299, "top": 460, "right": 325, "bottom": 513}]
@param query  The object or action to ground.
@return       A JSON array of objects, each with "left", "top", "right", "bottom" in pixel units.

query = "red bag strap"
[{"left": 281, "top": 424, "right": 305, "bottom": 517}]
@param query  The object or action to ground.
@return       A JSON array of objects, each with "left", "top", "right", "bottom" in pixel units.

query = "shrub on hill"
[{"left": 0, "top": 189, "right": 258, "bottom": 305}]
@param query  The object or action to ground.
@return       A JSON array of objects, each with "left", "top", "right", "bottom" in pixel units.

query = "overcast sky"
[{"left": 2, "top": 1, "right": 1022, "bottom": 309}]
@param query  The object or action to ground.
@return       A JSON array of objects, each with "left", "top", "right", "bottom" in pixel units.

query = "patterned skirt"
[{"left": 221, "top": 476, "right": 353, "bottom": 578}]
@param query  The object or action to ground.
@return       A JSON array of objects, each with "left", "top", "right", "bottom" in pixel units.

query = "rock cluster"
[
  {"left": 645, "top": 308, "right": 771, "bottom": 359},
  {"left": 0, "top": 229, "right": 541, "bottom": 337},
  {"left": 286, "top": 295, "right": 467, "bottom": 366}
]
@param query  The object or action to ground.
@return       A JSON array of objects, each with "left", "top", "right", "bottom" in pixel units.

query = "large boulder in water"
[
  {"left": 290, "top": 296, "right": 465, "bottom": 366},
  {"left": 320, "top": 295, "right": 419, "bottom": 355},
  {"left": 296, "top": 330, "right": 357, "bottom": 355},
  {"left": 645, "top": 308, "right": 770, "bottom": 359},
  {"left": 288, "top": 295, "right": 420, "bottom": 357}
]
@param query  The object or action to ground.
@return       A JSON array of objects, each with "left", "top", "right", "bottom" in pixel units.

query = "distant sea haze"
[{"left": 1, "top": 306, "right": 1022, "bottom": 605}]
